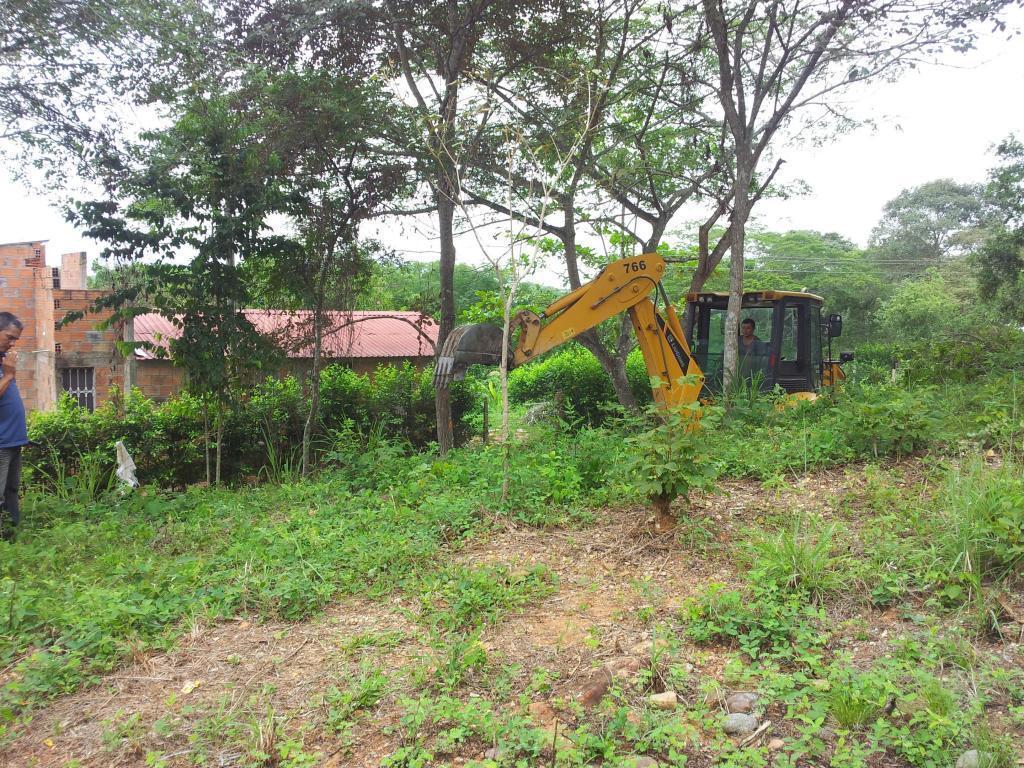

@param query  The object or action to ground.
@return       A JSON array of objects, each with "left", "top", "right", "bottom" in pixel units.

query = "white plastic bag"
[{"left": 115, "top": 440, "right": 138, "bottom": 488}]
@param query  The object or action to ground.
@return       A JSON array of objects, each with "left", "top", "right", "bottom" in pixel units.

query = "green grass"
[
  {"left": 0, "top": 432, "right": 611, "bottom": 733},
  {"left": 4, "top": 373, "right": 1024, "bottom": 763}
]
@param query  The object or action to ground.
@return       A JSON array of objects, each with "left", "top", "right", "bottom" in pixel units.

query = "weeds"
[
  {"left": 5, "top": 371, "right": 1024, "bottom": 764},
  {"left": 748, "top": 516, "right": 848, "bottom": 602}
]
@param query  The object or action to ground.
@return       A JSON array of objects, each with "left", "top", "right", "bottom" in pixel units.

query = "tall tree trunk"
[
  {"left": 722, "top": 163, "right": 752, "bottom": 391},
  {"left": 215, "top": 399, "right": 224, "bottom": 485},
  {"left": 203, "top": 401, "right": 211, "bottom": 485},
  {"left": 435, "top": 188, "right": 457, "bottom": 454},
  {"left": 302, "top": 307, "right": 324, "bottom": 477}
]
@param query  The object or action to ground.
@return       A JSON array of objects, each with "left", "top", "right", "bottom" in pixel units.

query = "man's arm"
[{"left": 0, "top": 351, "right": 16, "bottom": 398}]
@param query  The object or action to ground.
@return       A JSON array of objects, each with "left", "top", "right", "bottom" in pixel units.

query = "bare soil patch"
[{"left": 5, "top": 460, "right": 1019, "bottom": 767}]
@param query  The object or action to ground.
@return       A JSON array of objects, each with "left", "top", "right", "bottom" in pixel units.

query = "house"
[
  {"left": 133, "top": 309, "right": 439, "bottom": 401},
  {"left": 1, "top": 240, "right": 439, "bottom": 411}
]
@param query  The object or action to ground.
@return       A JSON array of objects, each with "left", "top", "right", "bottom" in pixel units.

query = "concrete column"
[{"left": 60, "top": 252, "right": 88, "bottom": 290}]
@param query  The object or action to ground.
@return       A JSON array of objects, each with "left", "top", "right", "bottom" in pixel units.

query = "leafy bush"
[
  {"left": 903, "top": 325, "right": 1024, "bottom": 384},
  {"left": 926, "top": 459, "right": 1024, "bottom": 588},
  {"left": 623, "top": 399, "right": 720, "bottom": 528},
  {"left": 835, "top": 384, "right": 939, "bottom": 459},
  {"left": 26, "top": 364, "right": 473, "bottom": 488},
  {"left": 679, "top": 584, "right": 826, "bottom": 661},
  {"left": 747, "top": 516, "right": 848, "bottom": 602},
  {"left": 321, "top": 362, "right": 468, "bottom": 447},
  {"left": 507, "top": 345, "right": 651, "bottom": 425}
]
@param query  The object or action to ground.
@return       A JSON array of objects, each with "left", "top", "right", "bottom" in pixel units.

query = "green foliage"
[
  {"left": 873, "top": 267, "right": 989, "bottom": 346},
  {"left": 975, "top": 134, "right": 1024, "bottom": 324},
  {"left": 623, "top": 398, "right": 720, "bottom": 511},
  {"left": 26, "top": 364, "right": 473, "bottom": 488},
  {"left": 320, "top": 362, "right": 473, "bottom": 448},
  {"left": 747, "top": 230, "right": 889, "bottom": 345},
  {"left": 747, "top": 517, "right": 847, "bottom": 603},
  {"left": 0, "top": 424, "right": 619, "bottom": 721},
  {"left": 322, "top": 664, "right": 390, "bottom": 733},
  {"left": 869, "top": 179, "right": 986, "bottom": 280},
  {"left": 835, "top": 384, "right": 939, "bottom": 458},
  {"left": 415, "top": 565, "right": 557, "bottom": 634},
  {"left": 680, "top": 584, "right": 826, "bottom": 662},
  {"left": 507, "top": 345, "right": 651, "bottom": 426},
  {"left": 925, "top": 458, "right": 1024, "bottom": 587}
]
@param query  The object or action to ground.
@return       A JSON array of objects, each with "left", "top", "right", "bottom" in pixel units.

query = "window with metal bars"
[{"left": 61, "top": 367, "right": 95, "bottom": 411}]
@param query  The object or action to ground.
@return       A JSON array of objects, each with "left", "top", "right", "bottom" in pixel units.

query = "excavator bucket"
[{"left": 433, "top": 323, "right": 506, "bottom": 389}]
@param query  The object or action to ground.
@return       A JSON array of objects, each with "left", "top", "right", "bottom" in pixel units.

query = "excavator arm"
[{"left": 433, "top": 253, "right": 705, "bottom": 408}]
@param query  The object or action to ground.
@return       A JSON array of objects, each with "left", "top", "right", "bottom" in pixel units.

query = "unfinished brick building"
[{"left": 0, "top": 240, "right": 130, "bottom": 412}]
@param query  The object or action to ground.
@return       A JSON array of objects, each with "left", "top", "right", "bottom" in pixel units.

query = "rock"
[
  {"left": 527, "top": 701, "right": 558, "bottom": 725},
  {"left": 484, "top": 746, "right": 505, "bottom": 760},
  {"left": 956, "top": 750, "right": 992, "bottom": 768},
  {"left": 605, "top": 656, "right": 643, "bottom": 681},
  {"left": 578, "top": 670, "right": 612, "bottom": 708},
  {"left": 767, "top": 738, "right": 785, "bottom": 751},
  {"left": 622, "top": 757, "right": 660, "bottom": 768},
  {"left": 725, "top": 692, "right": 759, "bottom": 714},
  {"left": 722, "top": 713, "right": 759, "bottom": 737},
  {"left": 648, "top": 691, "right": 678, "bottom": 710}
]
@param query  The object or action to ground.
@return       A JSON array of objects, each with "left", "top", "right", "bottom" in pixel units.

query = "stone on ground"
[{"left": 722, "top": 712, "right": 759, "bottom": 736}]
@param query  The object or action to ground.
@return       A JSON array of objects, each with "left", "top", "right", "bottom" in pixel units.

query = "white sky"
[{"left": 1, "top": 14, "right": 1021, "bottom": 278}]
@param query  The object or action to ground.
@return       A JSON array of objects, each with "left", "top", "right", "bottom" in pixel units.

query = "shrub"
[
  {"left": 886, "top": 325, "right": 1024, "bottom": 386},
  {"left": 320, "top": 362, "right": 473, "bottom": 447},
  {"left": 835, "top": 384, "right": 939, "bottom": 459},
  {"left": 623, "top": 399, "right": 720, "bottom": 529},
  {"left": 926, "top": 459, "right": 1024, "bottom": 587},
  {"left": 507, "top": 345, "right": 651, "bottom": 426},
  {"left": 26, "top": 363, "right": 473, "bottom": 489},
  {"left": 748, "top": 516, "right": 848, "bottom": 602}
]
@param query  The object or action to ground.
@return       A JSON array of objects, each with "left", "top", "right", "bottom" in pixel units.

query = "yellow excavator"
[{"left": 433, "top": 252, "right": 851, "bottom": 402}]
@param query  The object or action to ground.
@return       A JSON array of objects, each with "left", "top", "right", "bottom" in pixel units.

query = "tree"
[
  {"left": 748, "top": 229, "right": 888, "bottom": 343},
  {"left": 0, "top": 0, "right": 208, "bottom": 179},
  {"left": 228, "top": 0, "right": 588, "bottom": 453},
  {"left": 250, "top": 69, "right": 410, "bottom": 475},
  {"left": 976, "top": 135, "right": 1024, "bottom": 323},
  {"left": 697, "top": 0, "right": 1014, "bottom": 388},
  {"left": 462, "top": 1, "right": 721, "bottom": 410},
  {"left": 382, "top": 0, "right": 591, "bottom": 451},
  {"left": 869, "top": 179, "right": 986, "bottom": 279},
  {"left": 70, "top": 86, "right": 284, "bottom": 483},
  {"left": 875, "top": 267, "right": 986, "bottom": 343}
]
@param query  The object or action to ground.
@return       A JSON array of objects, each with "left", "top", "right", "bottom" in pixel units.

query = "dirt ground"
[{"left": 3, "top": 464, "right": 1021, "bottom": 767}]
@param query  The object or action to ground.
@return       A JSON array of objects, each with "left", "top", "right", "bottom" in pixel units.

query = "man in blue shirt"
[{"left": 0, "top": 312, "right": 27, "bottom": 541}]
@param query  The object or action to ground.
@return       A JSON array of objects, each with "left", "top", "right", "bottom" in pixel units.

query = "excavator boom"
[{"left": 434, "top": 253, "right": 705, "bottom": 407}]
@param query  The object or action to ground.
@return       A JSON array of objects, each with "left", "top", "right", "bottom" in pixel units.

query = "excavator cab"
[{"left": 683, "top": 290, "right": 850, "bottom": 397}]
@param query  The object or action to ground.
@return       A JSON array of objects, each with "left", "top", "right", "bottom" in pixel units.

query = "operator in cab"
[{"left": 738, "top": 318, "right": 769, "bottom": 383}]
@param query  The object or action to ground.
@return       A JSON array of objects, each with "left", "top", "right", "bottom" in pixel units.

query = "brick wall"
[
  {"left": 135, "top": 360, "right": 185, "bottom": 402},
  {"left": 53, "top": 289, "right": 125, "bottom": 409},
  {"left": 1, "top": 242, "right": 130, "bottom": 412},
  {"left": 3, "top": 241, "right": 434, "bottom": 410},
  {"left": 0, "top": 241, "right": 56, "bottom": 411}
]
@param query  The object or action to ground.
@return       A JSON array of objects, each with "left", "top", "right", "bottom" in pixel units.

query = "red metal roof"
[{"left": 132, "top": 310, "right": 438, "bottom": 361}]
